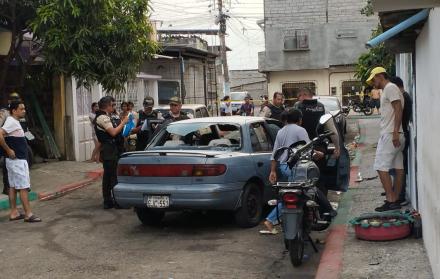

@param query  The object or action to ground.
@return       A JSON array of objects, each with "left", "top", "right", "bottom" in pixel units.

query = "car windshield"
[
  {"left": 148, "top": 122, "right": 242, "bottom": 151},
  {"left": 230, "top": 93, "right": 247, "bottom": 101},
  {"left": 318, "top": 98, "right": 340, "bottom": 111}
]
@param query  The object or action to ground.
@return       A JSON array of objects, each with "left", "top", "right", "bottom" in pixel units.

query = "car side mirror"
[
  {"left": 317, "top": 113, "right": 338, "bottom": 136},
  {"left": 319, "top": 113, "right": 333, "bottom": 126}
]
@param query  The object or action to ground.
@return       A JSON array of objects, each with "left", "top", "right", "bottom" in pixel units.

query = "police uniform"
[
  {"left": 259, "top": 103, "right": 285, "bottom": 121},
  {"left": 94, "top": 111, "right": 122, "bottom": 208},
  {"left": 294, "top": 99, "right": 326, "bottom": 140},
  {"left": 162, "top": 111, "right": 190, "bottom": 122},
  {"left": 162, "top": 97, "right": 190, "bottom": 123},
  {"left": 136, "top": 109, "right": 161, "bottom": 151},
  {"left": 294, "top": 99, "right": 328, "bottom": 195}
]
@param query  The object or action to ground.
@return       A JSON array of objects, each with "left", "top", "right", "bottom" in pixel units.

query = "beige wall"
[{"left": 267, "top": 67, "right": 357, "bottom": 99}]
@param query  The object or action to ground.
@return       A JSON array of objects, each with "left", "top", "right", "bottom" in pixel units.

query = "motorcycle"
[{"left": 272, "top": 113, "right": 339, "bottom": 267}]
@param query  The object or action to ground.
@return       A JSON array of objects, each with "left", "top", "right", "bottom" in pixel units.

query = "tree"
[
  {"left": 0, "top": 0, "right": 158, "bottom": 93},
  {"left": 0, "top": 0, "right": 38, "bottom": 93},
  {"left": 355, "top": 1, "right": 395, "bottom": 84}
]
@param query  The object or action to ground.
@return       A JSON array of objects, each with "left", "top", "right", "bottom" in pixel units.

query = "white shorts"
[
  {"left": 6, "top": 158, "right": 30, "bottom": 189},
  {"left": 374, "top": 133, "right": 405, "bottom": 172}
]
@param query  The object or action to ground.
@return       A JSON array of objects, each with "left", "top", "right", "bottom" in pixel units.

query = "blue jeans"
[{"left": 266, "top": 163, "right": 291, "bottom": 225}]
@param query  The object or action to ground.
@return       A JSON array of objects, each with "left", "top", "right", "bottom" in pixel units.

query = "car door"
[
  {"left": 194, "top": 109, "right": 203, "bottom": 118},
  {"left": 248, "top": 121, "right": 275, "bottom": 199},
  {"left": 201, "top": 107, "right": 210, "bottom": 117}
]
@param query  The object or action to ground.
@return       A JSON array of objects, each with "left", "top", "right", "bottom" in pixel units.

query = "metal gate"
[
  {"left": 76, "top": 85, "right": 93, "bottom": 161},
  {"left": 282, "top": 81, "right": 316, "bottom": 107}
]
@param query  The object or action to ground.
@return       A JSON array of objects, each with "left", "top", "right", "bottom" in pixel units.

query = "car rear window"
[{"left": 148, "top": 122, "right": 242, "bottom": 151}]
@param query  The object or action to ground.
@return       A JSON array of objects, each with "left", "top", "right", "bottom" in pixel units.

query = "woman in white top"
[{"left": 89, "top": 102, "right": 100, "bottom": 162}]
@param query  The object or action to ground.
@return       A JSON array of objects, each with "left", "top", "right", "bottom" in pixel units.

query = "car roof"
[
  {"left": 314, "top": 96, "right": 338, "bottom": 100},
  {"left": 155, "top": 104, "right": 206, "bottom": 110},
  {"left": 167, "top": 116, "right": 269, "bottom": 125}
]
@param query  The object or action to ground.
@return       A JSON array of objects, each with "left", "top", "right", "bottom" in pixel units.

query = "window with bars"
[
  {"left": 284, "top": 29, "right": 310, "bottom": 51},
  {"left": 105, "top": 80, "right": 142, "bottom": 112},
  {"left": 282, "top": 82, "right": 316, "bottom": 107}
]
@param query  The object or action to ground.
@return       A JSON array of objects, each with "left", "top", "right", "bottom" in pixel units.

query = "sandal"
[
  {"left": 9, "top": 213, "right": 25, "bottom": 221},
  {"left": 24, "top": 215, "right": 42, "bottom": 223}
]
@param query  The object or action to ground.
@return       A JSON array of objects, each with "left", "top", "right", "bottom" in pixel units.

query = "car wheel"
[
  {"left": 135, "top": 207, "right": 165, "bottom": 226},
  {"left": 234, "top": 183, "right": 263, "bottom": 228}
]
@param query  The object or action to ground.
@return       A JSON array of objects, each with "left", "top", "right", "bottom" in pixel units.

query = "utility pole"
[{"left": 217, "top": 0, "right": 230, "bottom": 95}]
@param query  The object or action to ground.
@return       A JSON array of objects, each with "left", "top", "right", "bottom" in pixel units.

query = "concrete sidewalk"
[
  {"left": 0, "top": 161, "right": 103, "bottom": 211},
  {"left": 316, "top": 117, "right": 433, "bottom": 279}
]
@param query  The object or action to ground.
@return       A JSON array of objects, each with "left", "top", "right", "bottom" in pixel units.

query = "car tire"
[
  {"left": 135, "top": 207, "right": 165, "bottom": 226},
  {"left": 234, "top": 183, "right": 263, "bottom": 228}
]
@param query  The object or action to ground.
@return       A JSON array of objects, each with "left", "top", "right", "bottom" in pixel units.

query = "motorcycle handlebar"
[{"left": 293, "top": 131, "right": 334, "bottom": 155}]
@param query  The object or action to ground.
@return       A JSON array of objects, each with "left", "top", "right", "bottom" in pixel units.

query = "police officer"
[
  {"left": 259, "top": 92, "right": 285, "bottom": 121},
  {"left": 132, "top": 96, "right": 163, "bottom": 151},
  {"left": 94, "top": 96, "right": 128, "bottom": 209},
  {"left": 162, "top": 97, "right": 191, "bottom": 122},
  {"left": 294, "top": 88, "right": 340, "bottom": 196}
]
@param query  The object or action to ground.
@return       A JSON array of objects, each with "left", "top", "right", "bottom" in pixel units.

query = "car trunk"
[{"left": 117, "top": 150, "right": 227, "bottom": 185}]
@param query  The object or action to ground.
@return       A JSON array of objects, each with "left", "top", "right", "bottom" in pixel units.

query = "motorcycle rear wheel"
[
  {"left": 363, "top": 107, "right": 373, "bottom": 116},
  {"left": 289, "top": 233, "right": 305, "bottom": 267}
]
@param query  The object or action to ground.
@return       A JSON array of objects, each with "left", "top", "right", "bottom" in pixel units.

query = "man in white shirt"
[
  {"left": 366, "top": 67, "right": 405, "bottom": 212},
  {"left": 0, "top": 101, "right": 41, "bottom": 222}
]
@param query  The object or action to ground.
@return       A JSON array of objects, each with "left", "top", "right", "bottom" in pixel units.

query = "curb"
[
  {"left": 38, "top": 169, "right": 103, "bottom": 201},
  {"left": 315, "top": 119, "right": 366, "bottom": 279},
  {"left": 0, "top": 168, "right": 103, "bottom": 210},
  {"left": 0, "top": 191, "right": 38, "bottom": 211}
]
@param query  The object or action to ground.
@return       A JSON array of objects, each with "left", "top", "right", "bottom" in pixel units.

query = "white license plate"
[{"left": 145, "top": 195, "right": 170, "bottom": 208}]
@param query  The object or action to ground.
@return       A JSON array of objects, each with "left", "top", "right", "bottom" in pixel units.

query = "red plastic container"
[{"left": 354, "top": 223, "right": 411, "bottom": 241}]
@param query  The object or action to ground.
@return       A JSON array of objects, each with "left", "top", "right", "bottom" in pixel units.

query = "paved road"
[{"left": 0, "top": 183, "right": 326, "bottom": 279}]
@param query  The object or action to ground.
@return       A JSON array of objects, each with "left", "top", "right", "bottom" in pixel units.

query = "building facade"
[
  {"left": 259, "top": 0, "right": 377, "bottom": 102},
  {"left": 230, "top": 70, "right": 267, "bottom": 101},
  {"left": 61, "top": 32, "right": 219, "bottom": 162},
  {"left": 372, "top": 1, "right": 440, "bottom": 277}
]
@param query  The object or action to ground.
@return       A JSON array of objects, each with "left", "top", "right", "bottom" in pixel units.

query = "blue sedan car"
[{"left": 114, "top": 116, "right": 283, "bottom": 228}]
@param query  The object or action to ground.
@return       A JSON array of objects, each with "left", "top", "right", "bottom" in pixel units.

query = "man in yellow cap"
[{"left": 366, "top": 67, "right": 405, "bottom": 212}]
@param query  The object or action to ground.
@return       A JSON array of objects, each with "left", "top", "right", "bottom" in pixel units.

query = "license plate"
[{"left": 145, "top": 195, "right": 169, "bottom": 208}]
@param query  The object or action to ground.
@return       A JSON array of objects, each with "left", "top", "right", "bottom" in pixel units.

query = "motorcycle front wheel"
[{"left": 289, "top": 232, "right": 305, "bottom": 267}]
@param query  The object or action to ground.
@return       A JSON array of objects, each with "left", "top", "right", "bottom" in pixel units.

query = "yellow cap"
[{"left": 366, "top": 67, "right": 387, "bottom": 85}]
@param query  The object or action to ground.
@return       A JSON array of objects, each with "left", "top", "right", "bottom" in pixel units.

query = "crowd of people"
[
  {"left": 1, "top": 65, "right": 413, "bottom": 221},
  {"left": 89, "top": 95, "right": 191, "bottom": 209}
]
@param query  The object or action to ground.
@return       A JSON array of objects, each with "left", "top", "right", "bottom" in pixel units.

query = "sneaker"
[
  {"left": 397, "top": 198, "right": 409, "bottom": 206},
  {"left": 375, "top": 201, "right": 401, "bottom": 212}
]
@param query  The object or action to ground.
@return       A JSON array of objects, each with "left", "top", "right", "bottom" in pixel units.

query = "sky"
[{"left": 149, "top": 0, "right": 265, "bottom": 70}]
